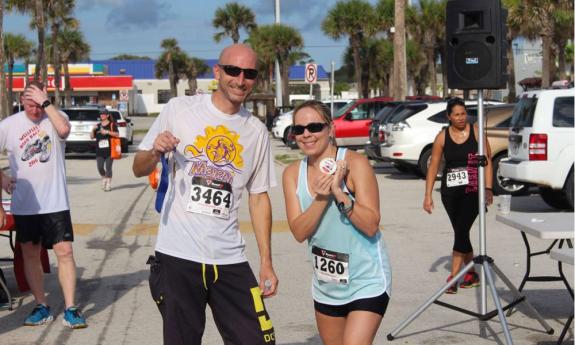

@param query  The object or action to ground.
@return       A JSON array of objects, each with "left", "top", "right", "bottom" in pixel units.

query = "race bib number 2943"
[{"left": 186, "top": 176, "right": 232, "bottom": 219}]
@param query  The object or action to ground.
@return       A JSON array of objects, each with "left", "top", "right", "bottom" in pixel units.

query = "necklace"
[{"left": 452, "top": 128, "right": 467, "bottom": 137}]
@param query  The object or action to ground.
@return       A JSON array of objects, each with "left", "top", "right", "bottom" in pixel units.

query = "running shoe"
[
  {"left": 446, "top": 275, "right": 458, "bottom": 294},
  {"left": 24, "top": 304, "right": 53, "bottom": 326},
  {"left": 63, "top": 306, "right": 87, "bottom": 329},
  {"left": 460, "top": 271, "right": 480, "bottom": 289}
]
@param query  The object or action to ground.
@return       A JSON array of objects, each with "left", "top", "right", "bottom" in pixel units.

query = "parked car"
[
  {"left": 64, "top": 107, "right": 102, "bottom": 153},
  {"left": 334, "top": 97, "right": 394, "bottom": 148},
  {"left": 272, "top": 99, "right": 353, "bottom": 149},
  {"left": 380, "top": 100, "right": 506, "bottom": 178},
  {"left": 500, "top": 88, "right": 574, "bottom": 210},
  {"left": 108, "top": 109, "right": 134, "bottom": 153}
]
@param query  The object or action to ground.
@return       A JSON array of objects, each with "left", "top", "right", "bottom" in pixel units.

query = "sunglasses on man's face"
[
  {"left": 292, "top": 122, "right": 328, "bottom": 135},
  {"left": 218, "top": 64, "right": 258, "bottom": 80}
]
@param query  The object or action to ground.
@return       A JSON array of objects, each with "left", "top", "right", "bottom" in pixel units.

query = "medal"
[{"left": 319, "top": 158, "right": 337, "bottom": 175}]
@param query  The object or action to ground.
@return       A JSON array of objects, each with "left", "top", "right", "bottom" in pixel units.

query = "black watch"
[
  {"left": 41, "top": 100, "right": 52, "bottom": 109},
  {"left": 336, "top": 195, "right": 354, "bottom": 214}
]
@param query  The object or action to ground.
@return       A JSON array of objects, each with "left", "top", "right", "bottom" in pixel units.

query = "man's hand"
[
  {"left": 259, "top": 263, "right": 278, "bottom": 298},
  {"left": 1, "top": 174, "right": 15, "bottom": 194},
  {"left": 23, "top": 84, "right": 49, "bottom": 106},
  {"left": 153, "top": 131, "right": 180, "bottom": 154},
  {"left": 0, "top": 206, "right": 6, "bottom": 229}
]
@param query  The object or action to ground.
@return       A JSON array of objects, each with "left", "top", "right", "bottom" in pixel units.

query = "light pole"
[{"left": 274, "top": 0, "right": 283, "bottom": 108}]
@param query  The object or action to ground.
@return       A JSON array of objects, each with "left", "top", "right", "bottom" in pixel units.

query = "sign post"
[{"left": 305, "top": 63, "right": 317, "bottom": 100}]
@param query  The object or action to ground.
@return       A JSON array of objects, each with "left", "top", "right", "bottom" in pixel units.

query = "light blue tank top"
[{"left": 297, "top": 148, "right": 392, "bottom": 305}]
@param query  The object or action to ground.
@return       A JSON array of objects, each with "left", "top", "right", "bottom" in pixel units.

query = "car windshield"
[
  {"left": 373, "top": 104, "right": 398, "bottom": 122},
  {"left": 64, "top": 109, "right": 101, "bottom": 121},
  {"left": 109, "top": 111, "right": 123, "bottom": 122},
  {"left": 334, "top": 101, "right": 355, "bottom": 119},
  {"left": 510, "top": 96, "right": 538, "bottom": 128}
]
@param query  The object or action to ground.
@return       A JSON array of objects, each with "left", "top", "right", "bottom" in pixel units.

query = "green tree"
[
  {"left": 46, "top": 0, "right": 78, "bottom": 107},
  {"left": 416, "top": 0, "right": 446, "bottom": 96},
  {"left": 212, "top": 2, "right": 256, "bottom": 44},
  {"left": 183, "top": 57, "right": 210, "bottom": 95},
  {"left": 56, "top": 28, "right": 90, "bottom": 106},
  {"left": 249, "top": 24, "right": 304, "bottom": 106},
  {"left": 323, "top": 0, "right": 377, "bottom": 98},
  {"left": 158, "top": 38, "right": 181, "bottom": 99},
  {"left": 111, "top": 54, "right": 152, "bottom": 60},
  {"left": 5, "top": 33, "right": 33, "bottom": 112}
]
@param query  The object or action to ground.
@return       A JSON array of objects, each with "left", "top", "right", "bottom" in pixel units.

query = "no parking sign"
[{"left": 305, "top": 63, "right": 318, "bottom": 84}]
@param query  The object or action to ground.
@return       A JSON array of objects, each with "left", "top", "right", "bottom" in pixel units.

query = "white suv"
[{"left": 500, "top": 88, "right": 574, "bottom": 210}]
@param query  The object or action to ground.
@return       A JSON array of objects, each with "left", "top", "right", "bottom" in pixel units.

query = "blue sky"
[{"left": 3, "top": 0, "right": 382, "bottom": 71}]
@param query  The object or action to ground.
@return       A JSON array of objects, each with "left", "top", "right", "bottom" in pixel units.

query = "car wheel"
[
  {"left": 392, "top": 162, "right": 410, "bottom": 173},
  {"left": 417, "top": 148, "right": 444, "bottom": 178},
  {"left": 282, "top": 127, "right": 291, "bottom": 145},
  {"left": 563, "top": 169, "right": 574, "bottom": 210},
  {"left": 492, "top": 154, "right": 528, "bottom": 196},
  {"left": 129, "top": 133, "right": 133, "bottom": 145},
  {"left": 539, "top": 187, "right": 571, "bottom": 210}
]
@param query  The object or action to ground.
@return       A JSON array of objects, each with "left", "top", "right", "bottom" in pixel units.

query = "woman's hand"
[
  {"left": 310, "top": 172, "right": 333, "bottom": 199},
  {"left": 423, "top": 195, "right": 434, "bottom": 214},
  {"left": 330, "top": 159, "right": 348, "bottom": 194},
  {"left": 485, "top": 189, "right": 494, "bottom": 206}
]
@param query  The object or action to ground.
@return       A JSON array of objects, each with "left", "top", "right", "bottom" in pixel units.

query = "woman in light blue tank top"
[{"left": 282, "top": 100, "right": 392, "bottom": 345}]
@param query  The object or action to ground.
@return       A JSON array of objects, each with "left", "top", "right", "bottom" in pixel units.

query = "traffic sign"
[{"left": 305, "top": 63, "right": 318, "bottom": 84}]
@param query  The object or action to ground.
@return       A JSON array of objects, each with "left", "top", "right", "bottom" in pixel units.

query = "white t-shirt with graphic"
[
  {"left": 139, "top": 94, "right": 277, "bottom": 264},
  {"left": 0, "top": 111, "right": 70, "bottom": 215}
]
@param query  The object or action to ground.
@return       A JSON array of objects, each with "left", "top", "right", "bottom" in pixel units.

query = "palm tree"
[
  {"left": 158, "top": 38, "right": 181, "bottom": 98},
  {"left": 0, "top": 0, "right": 6, "bottom": 117},
  {"left": 46, "top": 0, "right": 78, "bottom": 107},
  {"left": 323, "top": 0, "right": 377, "bottom": 98},
  {"left": 183, "top": 57, "right": 210, "bottom": 95},
  {"left": 249, "top": 24, "right": 304, "bottom": 106},
  {"left": 57, "top": 28, "right": 90, "bottom": 106},
  {"left": 552, "top": 2, "right": 573, "bottom": 80},
  {"left": 5, "top": 33, "right": 33, "bottom": 112},
  {"left": 406, "top": 39, "right": 428, "bottom": 95},
  {"left": 212, "top": 2, "right": 257, "bottom": 44},
  {"left": 248, "top": 30, "right": 277, "bottom": 93},
  {"left": 393, "top": 0, "right": 407, "bottom": 100},
  {"left": 6, "top": 0, "right": 47, "bottom": 84},
  {"left": 416, "top": 0, "right": 446, "bottom": 96}
]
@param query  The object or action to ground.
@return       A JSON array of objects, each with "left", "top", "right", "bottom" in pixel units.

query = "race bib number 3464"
[{"left": 186, "top": 176, "right": 232, "bottom": 219}]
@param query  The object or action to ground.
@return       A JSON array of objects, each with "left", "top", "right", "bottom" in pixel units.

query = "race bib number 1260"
[{"left": 186, "top": 176, "right": 232, "bottom": 219}]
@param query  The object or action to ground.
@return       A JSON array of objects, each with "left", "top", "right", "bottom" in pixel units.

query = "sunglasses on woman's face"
[
  {"left": 292, "top": 122, "right": 328, "bottom": 135},
  {"left": 218, "top": 64, "right": 258, "bottom": 80}
]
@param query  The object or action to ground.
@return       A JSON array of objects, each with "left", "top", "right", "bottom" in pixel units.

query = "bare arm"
[
  {"left": 331, "top": 152, "right": 381, "bottom": 237},
  {"left": 248, "top": 191, "right": 278, "bottom": 297},
  {"left": 24, "top": 85, "right": 70, "bottom": 139},
  {"left": 474, "top": 123, "right": 494, "bottom": 205},
  {"left": 282, "top": 162, "right": 333, "bottom": 243},
  {"left": 424, "top": 130, "right": 445, "bottom": 214}
]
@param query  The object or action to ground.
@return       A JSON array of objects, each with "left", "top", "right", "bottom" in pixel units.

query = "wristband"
[
  {"left": 336, "top": 194, "right": 354, "bottom": 214},
  {"left": 41, "top": 100, "right": 51, "bottom": 109},
  {"left": 485, "top": 188, "right": 493, "bottom": 191}
]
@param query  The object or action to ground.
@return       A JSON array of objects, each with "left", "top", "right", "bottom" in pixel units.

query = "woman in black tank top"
[{"left": 423, "top": 98, "right": 494, "bottom": 294}]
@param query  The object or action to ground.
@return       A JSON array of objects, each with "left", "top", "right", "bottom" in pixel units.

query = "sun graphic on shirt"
[{"left": 184, "top": 125, "right": 244, "bottom": 169}]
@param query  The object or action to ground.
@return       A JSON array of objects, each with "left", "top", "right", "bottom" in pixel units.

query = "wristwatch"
[
  {"left": 336, "top": 194, "right": 354, "bottom": 214},
  {"left": 41, "top": 100, "right": 52, "bottom": 109}
]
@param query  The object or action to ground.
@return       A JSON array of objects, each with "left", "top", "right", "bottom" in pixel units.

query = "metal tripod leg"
[
  {"left": 0, "top": 274, "right": 12, "bottom": 311},
  {"left": 482, "top": 261, "right": 513, "bottom": 345},
  {"left": 386, "top": 260, "right": 475, "bottom": 340},
  {"left": 490, "top": 262, "right": 554, "bottom": 333}
]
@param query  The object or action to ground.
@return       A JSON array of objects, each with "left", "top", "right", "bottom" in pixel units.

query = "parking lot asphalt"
[{"left": 0, "top": 120, "right": 572, "bottom": 344}]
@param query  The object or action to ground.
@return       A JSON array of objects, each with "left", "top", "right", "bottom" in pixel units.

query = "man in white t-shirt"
[
  {"left": 0, "top": 81, "right": 87, "bottom": 328},
  {"left": 133, "top": 44, "right": 277, "bottom": 344}
]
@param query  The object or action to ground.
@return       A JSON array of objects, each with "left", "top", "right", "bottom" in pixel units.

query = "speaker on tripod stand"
[{"left": 387, "top": 1, "right": 554, "bottom": 344}]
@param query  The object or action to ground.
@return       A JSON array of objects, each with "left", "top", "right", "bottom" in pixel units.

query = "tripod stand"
[{"left": 386, "top": 91, "right": 554, "bottom": 345}]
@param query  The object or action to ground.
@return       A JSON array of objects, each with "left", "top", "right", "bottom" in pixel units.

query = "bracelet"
[
  {"left": 485, "top": 188, "right": 493, "bottom": 191},
  {"left": 336, "top": 195, "right": 354, "bottom": 214}
]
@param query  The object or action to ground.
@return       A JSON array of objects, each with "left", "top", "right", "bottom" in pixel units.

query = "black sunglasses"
[
  {"left": 218, "top": 64, "right": 258, "bottom": 80},
  {"left": 292, "top": 122, "right": 328, "bottom": 135}
]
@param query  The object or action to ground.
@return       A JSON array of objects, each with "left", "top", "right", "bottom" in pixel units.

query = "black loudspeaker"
[{"left": 446, "top": 0, "right": 508, "bottom": 90}]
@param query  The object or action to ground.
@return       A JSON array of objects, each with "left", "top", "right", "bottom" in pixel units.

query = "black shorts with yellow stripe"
[{"left": 148, "top": 251, "right": 275, "bottom": 345}]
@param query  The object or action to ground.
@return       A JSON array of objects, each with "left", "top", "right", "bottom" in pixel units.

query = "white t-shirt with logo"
[
  {"left": 0, "top": 111, "right": 70, "bottom": 215},
  {"left": 139, "top": 94, "right": 277, "bottom": 264}
]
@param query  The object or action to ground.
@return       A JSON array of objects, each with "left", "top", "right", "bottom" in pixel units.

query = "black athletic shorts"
[
  {"left": 148, "top": 251, "right": 275, "bottom": 345},
  {"left": 14, "top": 210, "right": 74, "bottom": 249},
  {"left": 314, "top": 291, "right": 390, "bottom": 318}
]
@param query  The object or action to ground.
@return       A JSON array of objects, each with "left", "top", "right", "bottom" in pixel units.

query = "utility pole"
[{"left": 274, "top": 0, "right": 283, "bottom": 108}]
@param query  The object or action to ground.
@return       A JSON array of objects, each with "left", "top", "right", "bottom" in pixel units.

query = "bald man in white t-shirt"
[{"left": 134, "top": 44, "right": 277, "bottom": 345}]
